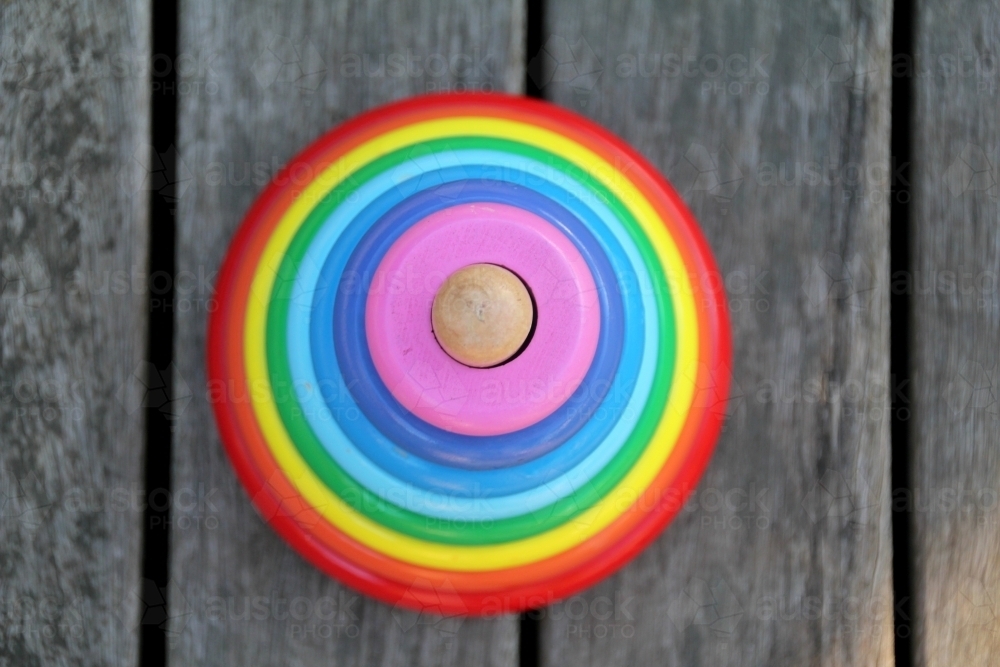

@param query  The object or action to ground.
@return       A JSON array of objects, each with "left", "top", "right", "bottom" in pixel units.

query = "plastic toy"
[{"left": 208, "top": 92, "right": 731, "bottom": 614}]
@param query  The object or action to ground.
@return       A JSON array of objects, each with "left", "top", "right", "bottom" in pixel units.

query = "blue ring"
[
  {"left": 283, "top": 154, "right": 658, "bottom": 517},
  {"left": 292, "top": 156, "right": 653, "bottom": 499},
  {"left": 330, "top": 179, "right": 622, "bottom": 469}
]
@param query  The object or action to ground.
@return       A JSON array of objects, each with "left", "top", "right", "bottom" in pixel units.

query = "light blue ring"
[
  {"left": 330, "top": 179, "right": 625, "bottom": 468},
  {"left": 285, "top": 151, "right": 657, "bottom": 519},
  {"left": 290, "top": 155, "right": 641, "bottom": 512}
]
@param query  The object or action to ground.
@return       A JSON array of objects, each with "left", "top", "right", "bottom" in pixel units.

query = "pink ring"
[{"left": 364, "top": 202, "right": 600, "bottom": 436}]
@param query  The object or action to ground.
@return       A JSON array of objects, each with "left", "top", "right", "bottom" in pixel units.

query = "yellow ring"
[{"left": 243, "top": 117, "right": 699, "bottom": 570}]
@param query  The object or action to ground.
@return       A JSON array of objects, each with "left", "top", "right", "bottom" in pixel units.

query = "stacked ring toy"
[{"left": 208, "top": 92, "right": 731, "bottom": 615}]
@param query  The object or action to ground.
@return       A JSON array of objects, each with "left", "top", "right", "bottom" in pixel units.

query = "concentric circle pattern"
[
  {"left": 208, "top": 93, "right": 731, "bottom": 615},
  {"left": 365, "top": 201, "right": 601, "bottom": 437}
]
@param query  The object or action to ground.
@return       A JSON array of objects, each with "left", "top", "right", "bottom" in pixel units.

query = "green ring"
[{"left": 266, "top": 136, "right": 676, "bottom": 545}]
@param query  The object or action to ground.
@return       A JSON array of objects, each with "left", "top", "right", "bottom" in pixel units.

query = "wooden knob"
[{"left": 432, "top": 264, "right": 534, "bottom": 368}]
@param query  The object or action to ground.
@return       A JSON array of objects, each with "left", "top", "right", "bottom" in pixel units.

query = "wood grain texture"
[
  {"left": 910, "top": 2, "right": 1000, "bottom": 665},
  {"left": 170, "top": 0, "right": 523, "bottom": 664},
  {"left": 537, "top": 1, "right": 895, "bottom": 665},
  {"left": 0, "top": 0, "right": 150, "bottom": 665}
]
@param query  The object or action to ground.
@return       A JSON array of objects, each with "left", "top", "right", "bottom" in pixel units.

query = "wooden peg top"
[{"left": 431, "top": 263, "right": 535, "bottom": 368}]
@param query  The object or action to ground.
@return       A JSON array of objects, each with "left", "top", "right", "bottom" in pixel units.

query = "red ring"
[{"left": 207, "top": 92, "right": 731, "bottom": 613}]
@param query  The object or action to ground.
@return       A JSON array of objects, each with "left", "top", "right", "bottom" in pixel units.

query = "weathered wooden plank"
[
  {"left": 537, "top": 1, "right": 895, "bottom": 665},
  {"left": 910, "top": 2, "right": 1000, "bottom": 665},
  {"left": 0, "top": 0, "right": 150, "bottom": 665},
  {"left": 170, "top": 0, "right": 524, "bottom": 664}
]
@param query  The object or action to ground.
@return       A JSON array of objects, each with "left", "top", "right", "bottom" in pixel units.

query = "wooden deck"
[{"left": 1, "top": 0, "right": 997, "bottom": 665}]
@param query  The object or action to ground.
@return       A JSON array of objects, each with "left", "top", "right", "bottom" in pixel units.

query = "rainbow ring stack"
[{"left": 208, "top": 93, "right": 731, "bottom": 615}]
